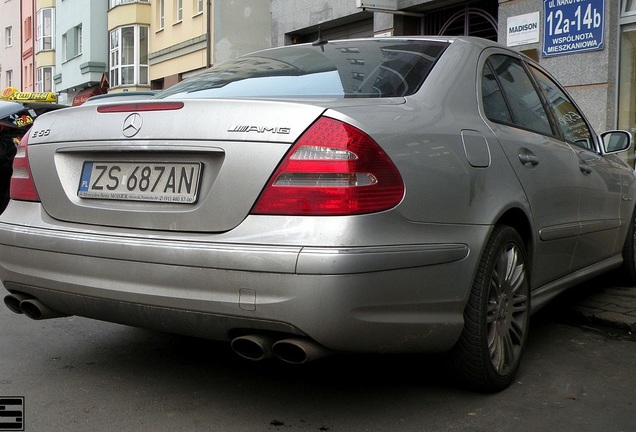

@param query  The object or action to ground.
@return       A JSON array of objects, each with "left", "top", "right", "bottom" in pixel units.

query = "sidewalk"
[{"left": 569, "top": 280, "right": 636, "bottom": 335}]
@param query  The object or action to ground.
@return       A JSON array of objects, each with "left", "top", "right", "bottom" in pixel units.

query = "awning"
[{"left": 72, "top": 87, "right": 105, "bottom": 106}]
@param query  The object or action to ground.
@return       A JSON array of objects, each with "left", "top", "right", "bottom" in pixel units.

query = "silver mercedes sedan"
[{"left": 1, "top": 36, "right": 634, "bottom": 392}]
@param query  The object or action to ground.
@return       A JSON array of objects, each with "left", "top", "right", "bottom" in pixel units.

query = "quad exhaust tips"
[
  {"left": 5, "top": 293, "right": 329, "bottom": 363},
  {"left": 231, "top": 334, "right": 330, "bottom": 364},
  {"left": 3, "top": 293, "right": 69, "bottom": 320}
]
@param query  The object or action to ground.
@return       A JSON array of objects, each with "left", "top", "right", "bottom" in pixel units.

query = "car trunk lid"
[
  {"left": 24, "top": 98, "right": 402, "bottom": 232},
  {"left": 25, "top": 99, "right": 326, "bottom": 232}
]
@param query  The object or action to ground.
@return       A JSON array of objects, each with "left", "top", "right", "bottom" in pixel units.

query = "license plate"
[{"left": 78, "top": 161, "right": 202, "bottom": 203}]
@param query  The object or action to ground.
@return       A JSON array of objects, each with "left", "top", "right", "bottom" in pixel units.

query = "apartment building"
[
  {"left": 34, "top": 0, "right": 56, "bottom": 94},
  {"left": 149, "top": 0, "right": 270, "bottom": 90},
  {"left": 3, "top": 0, "right": 271, "bottom": 98},
  {"left": 21, "top": 0, "right": 35, "bottom": 92},
  {"left": 0, "top": 0, "right": 22, "bottom": 91},
  {"left": 107, "top": 0, "right": 151, "bottom": 94},
  {"left": 54, "top": 0, "right": 109, "bottom": 105}
]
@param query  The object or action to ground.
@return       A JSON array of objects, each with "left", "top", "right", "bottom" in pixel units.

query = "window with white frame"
[
  {"left": 195, "top": 0, "right": 203, "bottom": 14},
  {"left": 175, "top": 0, "right": 183, "bottom": 22},
  {"left": 109, "top": 25, "right": 149, "bottom": 87},
  {"left": 109, "top": 0, "right": 149, "bottom": 8},
  {"left": 63, "top": 25, "right": 83, "bottom": 61},
  {"left": 158, "top": 0, "right": 165, "bottom": 29},
  {"left": 37, "top": 8, "right": 55, "bottom": 52},
  {"left": 6, "top": 70, "right": 13, "bottom": 88},
  {"left": 5, "top": 27, "right": 12, "bottom": 47},
  {"left": 36, "top": 66, "right": 54, "bottom": 92}
]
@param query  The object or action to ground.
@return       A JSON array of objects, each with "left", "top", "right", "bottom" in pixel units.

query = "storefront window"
[{"left": 619, "top": 4, "right": 636, "bottom": 167}]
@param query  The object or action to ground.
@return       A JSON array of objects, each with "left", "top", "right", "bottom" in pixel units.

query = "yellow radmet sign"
[{"left": 1, "top": 87, "right": 57, "bottom": 103}]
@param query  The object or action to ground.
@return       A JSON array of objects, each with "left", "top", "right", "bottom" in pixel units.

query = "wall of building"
[
  {"left": 0, "top": 0, "right": 22, "bottom": 90},
  {"left": 212, "top": 0, "right": 271, "bottom": 65},
  {"left": 21, "top": 0, "right": 35, "bottom": 92},
  {"left": 55, "top": 0, "right": 108, "bottom": 94},
  {"left": 498, "top": 0, "right": 617, "bottom": 133},
  {"left": 34, "top": 0, "right": 56, "bottom": 92},
  {"left": 270, "top": 0, "right": 367, "bottom": 47},
  {"left": 149, "top": 0, "right": 208, "bottom": 87}
]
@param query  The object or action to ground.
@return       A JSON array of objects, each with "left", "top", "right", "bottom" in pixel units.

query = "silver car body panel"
[{"left": 0, "top": 200, "right": 479, "bottom": 352}]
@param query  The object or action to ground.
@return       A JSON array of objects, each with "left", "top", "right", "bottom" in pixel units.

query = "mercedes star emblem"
[{"left": 122, "top": 113, "right": 143, "bottom": 138}]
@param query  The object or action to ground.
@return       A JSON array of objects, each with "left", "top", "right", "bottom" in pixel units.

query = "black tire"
[
  {"left": 619, "top": 211, "right": 636, "bottom": 285},
  {"left": 451, "top": 226, "right": 530, "bottom": 392}
]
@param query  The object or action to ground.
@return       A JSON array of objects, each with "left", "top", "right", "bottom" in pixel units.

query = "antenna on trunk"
[{"left": 312, "top": 26, "right": 328, "bottom": 50}]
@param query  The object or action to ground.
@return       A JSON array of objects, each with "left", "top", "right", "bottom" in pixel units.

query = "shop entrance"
[{"left": 415, "top": 0, "right": 498, "bottom": 41}]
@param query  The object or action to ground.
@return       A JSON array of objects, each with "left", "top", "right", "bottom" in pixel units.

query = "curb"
[{"left": 570, "top": 285, "right": 636, "bottom": 334}]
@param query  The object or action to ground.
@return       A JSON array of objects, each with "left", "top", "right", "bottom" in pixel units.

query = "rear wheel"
[{"left": 451, "top": 226, "right": 530, "bottom": 392}]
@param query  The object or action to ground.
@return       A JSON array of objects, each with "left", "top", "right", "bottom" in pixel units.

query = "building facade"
[
  {"left": 54, "top": 0, "right": 109, "bottom": 105},
  {"left": 618, "top": 2, "right": 636, "bottom": 167},
  {"left": 149, "top": 0, "right": 208, "bottom": 89},
  {"left": 0, "top": 0, "right": 22, "bottom": 91},
  {"left": 148, "top": 0, "right": 271, "bottom": 90},
  {"left": 20, "top": 0, "right": 36, "bottom": 92},
  {"left": 34, "top": 0, "right": 56, "bottom": 94},
  {"left": 107, "top": 0, "right": 151, "bottom": 93}
]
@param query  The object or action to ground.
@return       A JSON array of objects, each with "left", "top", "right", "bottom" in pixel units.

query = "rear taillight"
[
  {"left": 10, "top": 134, "right": 40, "bottom": 202},
  {"left": 251, "top": 117, "right": 404, "bottom": 216}
]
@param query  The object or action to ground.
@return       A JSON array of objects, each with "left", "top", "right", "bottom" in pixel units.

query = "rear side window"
[
  {"left": 481, "top": 55, "right": 553, "bottom": 137},
  {"left": 529, "top": 66, "right": 593, "bottom": 150},
  {"left": 157, "top": 40, "right": 449, "bottom": 100},
  {"left": 482, "top": 62, "right": 513, "bottom": 124}
]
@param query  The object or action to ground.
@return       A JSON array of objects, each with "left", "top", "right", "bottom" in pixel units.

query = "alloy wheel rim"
[{"left": 486, "top": 243, "right": 529, "bottom": 375}]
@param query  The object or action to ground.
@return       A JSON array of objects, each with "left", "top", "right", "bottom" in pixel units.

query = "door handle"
[
  {"left": 579, "top": 163, "right": 592, "bottom": 174},
  {"left": 518, "top": 152, "right": 539, "bottom": 166}
]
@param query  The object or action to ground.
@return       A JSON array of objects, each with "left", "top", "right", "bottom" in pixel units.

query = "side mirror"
[{"left": 601, "top": 130, "right": 632, "bottom": 154}]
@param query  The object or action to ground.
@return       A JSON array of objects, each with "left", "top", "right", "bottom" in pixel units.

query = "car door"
[
  {"left": 529, "top": 65, "right": 623, "bottom": 269},
  {"left": 481, "top": 53, "right": 582, "bottom": 288}
]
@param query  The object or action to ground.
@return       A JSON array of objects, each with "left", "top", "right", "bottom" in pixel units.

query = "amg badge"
[{"left": 227, "top": 125, "right": 291, "bottom": 134}]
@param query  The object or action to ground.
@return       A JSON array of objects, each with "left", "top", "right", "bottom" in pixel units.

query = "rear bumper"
[{"left": 0, "top": 204, "right": 484, "bottom": 354}]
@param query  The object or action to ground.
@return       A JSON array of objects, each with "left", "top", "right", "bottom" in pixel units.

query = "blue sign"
[{"left": 542, "top": 0, "right": 604, "bottom": 57}]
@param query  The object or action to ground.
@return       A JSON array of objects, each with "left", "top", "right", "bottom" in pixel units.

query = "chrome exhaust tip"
[
  {"left": 19, "top": 299, "right": 68, "bottom": 320},
  {"left": 272, "top": 338, "right": 330, "bottom": 364},
  {"left": 3, "top": 293, "right": 31, "bottom": 314},
  {"left": 231, "top": 334, "right": 275, "bottom": 361}
]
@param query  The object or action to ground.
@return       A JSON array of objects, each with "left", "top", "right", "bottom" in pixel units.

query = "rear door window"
[
  {"left": 481, "top": 55, "right": 553, "bottom": 137},
  {"left": 529, "top": 65, "right": 594, "bottom": 150}
]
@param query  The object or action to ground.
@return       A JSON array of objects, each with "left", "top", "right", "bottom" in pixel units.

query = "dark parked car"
[
  {"left": 0, "top": 99, "right": 67, "bottom": 213},
  {"left": 1, "top": 37, "right": 634, "bottom": 391}
]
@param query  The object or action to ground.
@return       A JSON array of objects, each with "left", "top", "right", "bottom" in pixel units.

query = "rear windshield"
[{"left": 157, "top": 39, "right": 449, "bottom": 99}]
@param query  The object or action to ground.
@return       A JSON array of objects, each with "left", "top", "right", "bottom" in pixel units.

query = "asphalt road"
[{"left": 0, "top": 290, "right": 635, "bottom": 432}]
